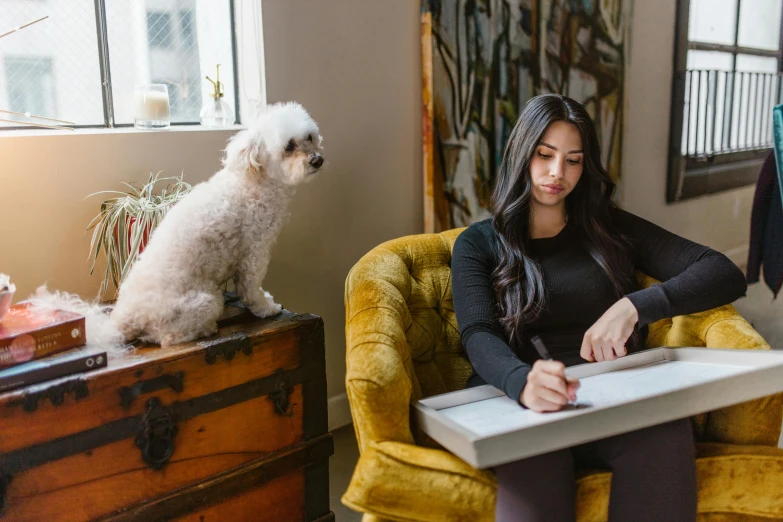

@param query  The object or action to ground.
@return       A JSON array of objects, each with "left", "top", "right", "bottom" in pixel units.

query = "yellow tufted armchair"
[{"left": 342, "top": 228, "right": 783, "bottom": 522}]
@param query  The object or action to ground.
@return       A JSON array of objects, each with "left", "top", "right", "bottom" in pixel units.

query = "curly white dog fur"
[{"left": 110, "top": 102, "right": 324, "bottom": 347}]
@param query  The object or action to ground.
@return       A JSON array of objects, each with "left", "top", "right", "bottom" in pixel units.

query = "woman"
[{"left": 451, "top": 94, "right": 747, "bottom": 522}]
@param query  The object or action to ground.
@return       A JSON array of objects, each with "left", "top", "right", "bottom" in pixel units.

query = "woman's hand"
[
  {"left": 520, "top": 360, "right": 580, "bottom": 412},
  {"left": 580, "top": 297, "right": 639, "bottom": 362}
]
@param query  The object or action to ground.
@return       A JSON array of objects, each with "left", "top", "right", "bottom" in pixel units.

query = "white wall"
[{"left": 619, "top": 0, "right": 754, "bottom": 264}]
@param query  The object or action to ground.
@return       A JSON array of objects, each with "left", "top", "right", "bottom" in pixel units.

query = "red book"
[{"left": 0, "top": 303, "right": 86, "bottom": 368}]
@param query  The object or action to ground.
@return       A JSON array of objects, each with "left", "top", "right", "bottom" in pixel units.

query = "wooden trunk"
[{"left": 0, "top": 303, "right": 333, "bottom": 521}]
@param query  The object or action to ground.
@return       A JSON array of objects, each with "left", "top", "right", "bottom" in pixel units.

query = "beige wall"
[
  {"left": 620, "top": 0, "right": 754, "bottom": 259},
  {"left": 0, "top": 128, "right": 235, "bottom": 299},
  {"left": 260, "top": 0, "right": 424, "bottom": 405}
]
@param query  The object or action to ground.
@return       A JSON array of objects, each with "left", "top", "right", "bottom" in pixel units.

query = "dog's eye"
[
  {"left": 285, "top": 139, "right": 296, "bottom": 152},
  {"left": 308, "top": 134, "right": 313, "bottom": 142}
]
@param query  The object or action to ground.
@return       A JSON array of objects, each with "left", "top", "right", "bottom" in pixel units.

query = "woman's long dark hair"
[{"left": 491, "top": 94, "right": 636, "bottom": 350}]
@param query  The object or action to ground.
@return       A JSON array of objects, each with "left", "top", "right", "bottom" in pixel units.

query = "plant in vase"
[{"left": 87, "top": 171, "right": 192, "bottom": 300}]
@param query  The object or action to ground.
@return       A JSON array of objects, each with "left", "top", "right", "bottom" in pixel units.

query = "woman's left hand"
[{"left": 580, "top": 297, "right": 639, "bottom": 362}]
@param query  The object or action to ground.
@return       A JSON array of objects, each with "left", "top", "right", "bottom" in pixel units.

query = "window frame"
[
  {"left": 2, "top": 0, "right": 240, "bottom": 131},
  {"left": 668, "top": 0, "right": 783, "bottom": 202}
]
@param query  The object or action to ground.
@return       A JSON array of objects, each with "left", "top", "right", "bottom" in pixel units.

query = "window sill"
[
  {"left": 668, "top": 149, "right": 767, "bottom": 202},
  {"left": 0, "top": 124, "right": 246, "bottom": 139}
]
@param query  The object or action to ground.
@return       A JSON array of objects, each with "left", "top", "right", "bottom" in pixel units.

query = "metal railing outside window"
[{"left": 682, "top": 69, "right": 783, "bottom": 158}]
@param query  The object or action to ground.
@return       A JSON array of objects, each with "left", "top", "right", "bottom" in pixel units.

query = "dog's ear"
[{"left": 223, "top": 129, "right": 268, "bottom": 173}]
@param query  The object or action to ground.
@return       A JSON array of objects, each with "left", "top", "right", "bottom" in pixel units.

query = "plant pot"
[
  {"left": 113, "top": 214, "right": 152, "bottom": 256},
  {"left": 87, "top": 172, "right": 191, "bottom": 299}
]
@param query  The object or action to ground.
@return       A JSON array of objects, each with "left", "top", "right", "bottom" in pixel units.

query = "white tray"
[{"left": 414, "top": 348, "right": 783, "bottom": 469}]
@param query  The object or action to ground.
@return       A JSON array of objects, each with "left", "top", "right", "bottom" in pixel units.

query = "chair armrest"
[
  {"left": 341, "top": 440, "right": 496, "bottom": 522},
  {"left": 654, "top": 301, "right": 782, "bottom": 446},
  {"left": 701, "top": 310, "right": 783, "bottom": 446},
  {"left": 345, "top": 252, "right": 422, "bottom": 453},
  {"left": 695, "top": 443, "right": 783, "bottom": 519},
  {"left": 636, "top": 272, "right": 783, "bottom": 445}
]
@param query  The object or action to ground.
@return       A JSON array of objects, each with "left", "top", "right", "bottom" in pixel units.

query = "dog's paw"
[
  {"left": 249, "top": 292, "right": 283, "bottom": 318},
  {"left": 160, "top": 332, "right": 189, "bottom": 348},
  {"left": 250, "top": 302, "right": 283, "bottom": 318}
]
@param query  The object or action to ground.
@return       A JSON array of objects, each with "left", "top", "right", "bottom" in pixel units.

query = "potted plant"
[{"left": 87, "top": 171, "right": 192, "bottom": 299}]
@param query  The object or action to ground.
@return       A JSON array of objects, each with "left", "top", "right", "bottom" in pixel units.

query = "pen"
[{"left": 530, "top": 335, "right": 551, "bottom": 360}]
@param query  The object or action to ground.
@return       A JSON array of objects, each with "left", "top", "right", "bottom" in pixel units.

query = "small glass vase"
[
  {"left": 200, "top": 98, "right": 235, "bottom": 128},
  {"left": 134, "top": 84, "right": 171, "bottom": 129}
]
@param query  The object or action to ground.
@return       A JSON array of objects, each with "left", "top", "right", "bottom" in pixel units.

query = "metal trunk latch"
[
  {"left": 268, "top": 369, "right": 294, "bottom": 417},
  {"left": 135, "top": 397, "right": 178, "bottom": 470}
]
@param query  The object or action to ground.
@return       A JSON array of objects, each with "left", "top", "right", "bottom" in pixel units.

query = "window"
[
  {"left": 179, "top": 10, "right": 196, "bottom": 46},
  {"left": 4, "top": 57, "right": 56, "bottom": 118},
  {"left": 147, "top": 12, "right": 173, "bottom": 49},
  {"left": 0, "top": 0, "right": 238, "bottom": 129},
  {"left": 668, "top": 0, "right": 783, "bottom": 202},
  {"left": 139, "top": 6, "right": 203, "bottom": 122}
]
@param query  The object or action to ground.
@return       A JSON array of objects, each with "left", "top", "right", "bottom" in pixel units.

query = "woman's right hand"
[{"left": 520, "top": 360, "right": 580, "bottom": 412}]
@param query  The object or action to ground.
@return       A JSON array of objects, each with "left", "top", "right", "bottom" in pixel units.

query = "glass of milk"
[{"left": 133, "top": 84, "right": 171, "bottom": 129}]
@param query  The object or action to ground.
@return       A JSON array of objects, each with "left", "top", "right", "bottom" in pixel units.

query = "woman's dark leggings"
[{"left": 494, "top": 419, "right": 697, "bottom": 522}]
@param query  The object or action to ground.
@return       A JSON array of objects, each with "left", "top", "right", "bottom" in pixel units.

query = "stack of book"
[{"left": 0, "top": 303, "right": 107, "bottom": 392}]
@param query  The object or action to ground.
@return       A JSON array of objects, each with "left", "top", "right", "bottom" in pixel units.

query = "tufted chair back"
[{"left": 345, "top": 229, "right": 469, "bottom": 415}]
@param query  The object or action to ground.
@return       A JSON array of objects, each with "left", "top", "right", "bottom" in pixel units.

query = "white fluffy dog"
[{"left": 110, "top": 102, "right": 324, "bottom": 347}]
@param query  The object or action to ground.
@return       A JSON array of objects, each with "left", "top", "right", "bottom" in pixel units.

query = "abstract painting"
[{"left": 422, "top": 0, "right": 631, "bottom": 232}]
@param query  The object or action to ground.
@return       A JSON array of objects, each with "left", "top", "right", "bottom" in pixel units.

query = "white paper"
[{"left": 439, "top": 360, "right": 749, "bottom": 438}]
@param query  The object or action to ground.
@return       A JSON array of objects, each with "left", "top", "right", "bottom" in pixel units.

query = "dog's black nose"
[{"left": 309, "top": 155, "right": 324, "bottom": 169}]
